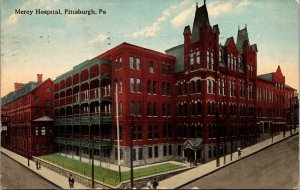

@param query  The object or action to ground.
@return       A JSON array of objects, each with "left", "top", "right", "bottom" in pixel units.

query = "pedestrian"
[
  {"left": 38, "top": 162, "right": 41, "bottom": 169},
  {"left": 68, "top": 174, "right": 74, "bottom": 189},
  {"left": 36, "top": 160, "right": 39, "bottom": 170},
  {"left": 152, "top": 177, "right": 159, "bottom": 190},
  {"left": 238, "top": 148, "right": 242, "bottom": 158},
  {"left": 146, "top": 179, "right": 153, "bottom": 189}
]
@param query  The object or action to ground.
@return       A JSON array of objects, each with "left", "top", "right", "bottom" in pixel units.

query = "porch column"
[
  {"left": 194, "top": 150, "right": 197, "bottom": 161},
  {"left": 182, "top": 150, "right": 185, "bottom": 158}
]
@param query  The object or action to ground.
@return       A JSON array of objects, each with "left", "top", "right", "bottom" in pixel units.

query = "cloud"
[
  {"left": 6, "top": 0, "right": 60, "bottom": 25},
  {"left": 296, "top": 0, "right": 299, "bottom": 4},
  {"left": 89, "top": 34, "right": 108, "bottom": 44},
  {"left": 237, "top": 0, "right": 251, "bottom": 8},
  {"left": 207, "top": 1, "right": 232, "bottom": 17},
  {"left": 133, "top": 0, "right": 190, "bottom": 38},
  {"left": 171, "top": 4, "right": 195, "bottom": 28}
]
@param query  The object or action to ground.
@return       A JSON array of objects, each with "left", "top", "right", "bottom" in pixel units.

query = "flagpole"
[{"left": 116, "top": 82, "right": 122, "bottom": 182}]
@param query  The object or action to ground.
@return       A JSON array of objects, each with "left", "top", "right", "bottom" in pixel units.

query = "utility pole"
[
  {"left": 130, "top": 114, "right": 134, "bottom": 189},
  {"left": 92, "top": 139, "right": 94, "bottom": 189},
  {"left": 115, "top": 83, "right": 122, "bottom": 182},
  {"left": 27, "top": 127, "right": 30, "bottom": 167},
  {"left": 290, "top": 97, "right": 292, "bottom": 135},
  {"left": 216, "top": 108, "right": 220, "bottom": 167}
]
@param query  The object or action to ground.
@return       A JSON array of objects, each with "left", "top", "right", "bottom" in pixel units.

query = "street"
[
  {"left": 1, "top": 153, "right": 59, "bottom": 189},
  {"left": 182, "top": 134, "right": 299, "bottom": 189}
]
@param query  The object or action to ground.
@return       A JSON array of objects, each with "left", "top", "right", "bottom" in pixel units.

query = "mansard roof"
[
  {"left": 237, "top": 27, "right": 250, "bottom": 54},
  {"left": 191, "top": 3, "right": 210, "bottom": 43},
  {"left": 258, "top": 73, "right": 273, "bottom": 82},
  {"left": 165, "top": 44, "right": 184, "bottom": 73}
]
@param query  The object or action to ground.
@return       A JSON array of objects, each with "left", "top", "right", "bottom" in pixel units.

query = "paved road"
[
  {"left": 182, "top": 134, "right": 299, "bottom": 189},
  {"left": 1, "top": 153, "right": 59, "bottom": 189}
]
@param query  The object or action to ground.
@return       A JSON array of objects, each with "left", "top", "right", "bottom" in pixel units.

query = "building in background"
[{"left": 1, "top": 74, "right": 55, "bottom": 157}]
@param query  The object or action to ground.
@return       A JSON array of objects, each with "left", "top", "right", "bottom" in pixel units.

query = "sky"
[{"left": 1, "top": 0, "right": 299, "bottom": 97}]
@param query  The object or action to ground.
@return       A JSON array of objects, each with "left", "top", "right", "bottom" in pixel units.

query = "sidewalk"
[
  {"left": 158, "top": 130, "right": 299, "bottom": 189},
  {"left": 1, "top": 147, "right": 89, "bottom": 189}
]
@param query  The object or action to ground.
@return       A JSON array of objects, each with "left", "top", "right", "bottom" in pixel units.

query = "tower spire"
[
  {"left": 204, "top": 0, "right": 206, "bottom": 5},
  {"left": 196, "top": 2, "right": 198, "bottom": 8}
]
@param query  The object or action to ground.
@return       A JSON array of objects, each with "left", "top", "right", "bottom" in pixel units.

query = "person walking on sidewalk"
[
  {"left": 68, "top": 174, "right": 75, "bottom": 189},
  {"left": 36, "top": 160, "right": 39, "bottom": 170},
  {"left": 238, "top": 148, "right": 242, "bottom": 158}
]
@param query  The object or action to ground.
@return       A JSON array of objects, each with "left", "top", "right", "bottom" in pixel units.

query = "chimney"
[
  {"left": 37, "top": 74, "right": 43, "bottom": 84},
  {"left": 14, "top": 83, "right": 24, "bottom": 91}
]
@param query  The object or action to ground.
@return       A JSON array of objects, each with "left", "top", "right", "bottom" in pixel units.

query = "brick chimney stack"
[
  {"left": 14, "top": 83, "right": 24, "bottom": 91},
  {"left": 37, "top": 74, "right": 43, "bottom": 84}
]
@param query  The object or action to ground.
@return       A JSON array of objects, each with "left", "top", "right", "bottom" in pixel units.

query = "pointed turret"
[
  {"left": 183, "top": 26, "right": 191, "bottom": 72},
  {"left": 237, "top": 25, "right": 250, "bottom": 54},
  {"left": 191, "top": 2, "right": 210, "bottom": 43}
]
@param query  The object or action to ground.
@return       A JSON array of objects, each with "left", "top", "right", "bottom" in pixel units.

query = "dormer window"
[
  {"left": 190, "top": 51, "right": 194, "bottom": 71},
  {"left": 219, "top": 49, "right": 222, "bottom": 62}
]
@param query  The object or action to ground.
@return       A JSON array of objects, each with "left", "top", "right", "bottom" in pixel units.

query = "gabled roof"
[
  {"left": 237, "top": 27, "right": 250, "bottom": 54},
  {"left": 33, "top": 116, "right": 54, "bottom": 122},
  {"left": 183, "top": 138, "right": 203, "bottom": 150},
  {"left": 1, "top": 79, "right": 53, "bottom": 106},
  {"left": 191, "top": 3, "right": 210, "bottom": 43}
]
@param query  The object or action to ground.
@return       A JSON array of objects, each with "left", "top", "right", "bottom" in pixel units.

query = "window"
[
  {"left": 130, "top": 77, "right": 135, "bottom": 92},
  {"left": 147, "top": 80, "right": 151, "bottom": 93},
  {"left": 150, "top": 61, "right": 154, "bottom": 73},
  {"left": 35, "top": 96, "right": 40, "bottom": 101},
  {"left": 138, "top": 126, "right": 142, "bottom": 140},
  {"left": 196, "top": 80, "right": 201, "bottom": 93},
  {"left": 35, "top": 127, "right": 39, "bottom": 136},
  {"left": 130, "top": 57, "right": 134, "bottom": 69},
  {"left": 153, "top": 81, "right": 157, "bottom": 94},
  {"left": 163, "top": 145, "right": 167, "bottom": 156},
  {"left": 167, "top": 83, "right": 171, "bottom": 95},
  {"left": 162, "top": 63, "right": 170, "bottom": 75},
  {"left": 136, "top": 58, "right": 141, "bottom": 70},
  {"left": 196, "top": 50, "right": 200, "bottom": 65},
  {"left": 169, "top": 145, "right": 172, "bottom": 155},
  {"left": 153, "top": 103, "right": 157, "bottom": 116},
  {"left": 191, "top": 81, "right": 195, "bottom": 94},
  {"left": 162, "top": 82, "right": 166, "bottom": 95},
  {"left": 131, "top": 125, "right": 136, "bottom": 140},
  {"left": 162, "top": 104, "right": 166, "bottom": 116},
  {"left": 219, "top": 49, "right": 222, "bottom": 62},
  {"left": 136, "top": 78, "right": 141, "bottom": 92},
  {"left": 119, "top": 57, "right": 122, "bottom": 68},
  {"left": 177, "top": 145, "right": 182, "bottom": 156},
  {"left": 41, "top": 126, "right": 46, "bottom": 136},
  {"left": 178, "top": 83, "right": 182, "bottom": 95},
  {"left": 207, "top": 51, "right": 210, "bottom": 68},
  {"left": 191, "top": 102, "right": 195, "bottom": 115},
  {"left": 148, "top": 125, "right": 152, "bottom": 139},
  {"left": 137, "top": 102, "right": 142, "bottom": 116},
  {"left": 119, "top": 78, "right": 123, "bottom": 92},
  {"left": 148, "top": 147, "right": 153, "bottom": 158},
  {"left": 183, "top": 82, "right": 187, "bottom": 94},
  {"left": 197, "top": 102, "right": 202, "bottom": 115},
  {"left": 167, "top": 104, "right": 171, "bottom": 116},
  {"left": 147, "top": 102, "right": 151, "bottom": 115},
  {"left": 190, "top": 51, "right": 194, "bottom": 71},
  {"left": 154, "top": 125, "right": 158, "bottom": 139},
  {"left": 208, "top": 80, "right": 211, "bottom": 94},
  {"left": 138, "top": 148, "right": 143, "bottom": 160},
  {"left": 34, "top": 144, "right": 39, "bottom": 151},
  {"left": 211, "top": 51, "right": 214, "bottom": 70},
  {"left": 119, "top": 102, "right": 123, "bottom": 115},
  {"left": 154, "top": 146, "right": 158, "bottom": 157},
  {"left": 131, "top": 101, "right": 135, "bottom": 115},
  {"left": 132, "top": 149, "right": 136, "bottom": 161}
]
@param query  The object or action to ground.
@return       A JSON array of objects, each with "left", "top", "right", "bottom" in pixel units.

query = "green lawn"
[{"left": 40, "top": 154, "right": 184, "bottom": 186}]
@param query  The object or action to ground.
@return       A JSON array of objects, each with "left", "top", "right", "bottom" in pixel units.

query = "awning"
[
  {"left": 33, "top": 116, "right": 54, "bottom": 122},
  {"left": 183, "top": 138, "right": 203, "bottom": 150}
]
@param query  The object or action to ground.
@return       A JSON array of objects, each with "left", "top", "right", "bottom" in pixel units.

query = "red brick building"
[
  {"left": 1, "top": 74, "right": 55, "bottom": 158},
  {"left": 51, "top": 2, "right": 297, "bottom": 166}
]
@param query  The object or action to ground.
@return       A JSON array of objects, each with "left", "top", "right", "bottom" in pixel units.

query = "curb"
[
  {"left": 1, "top": 151, "right": 61, "bottom": 189},
  {"left": 176, "top": 132, "right": 299, "bottom": 189}
]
